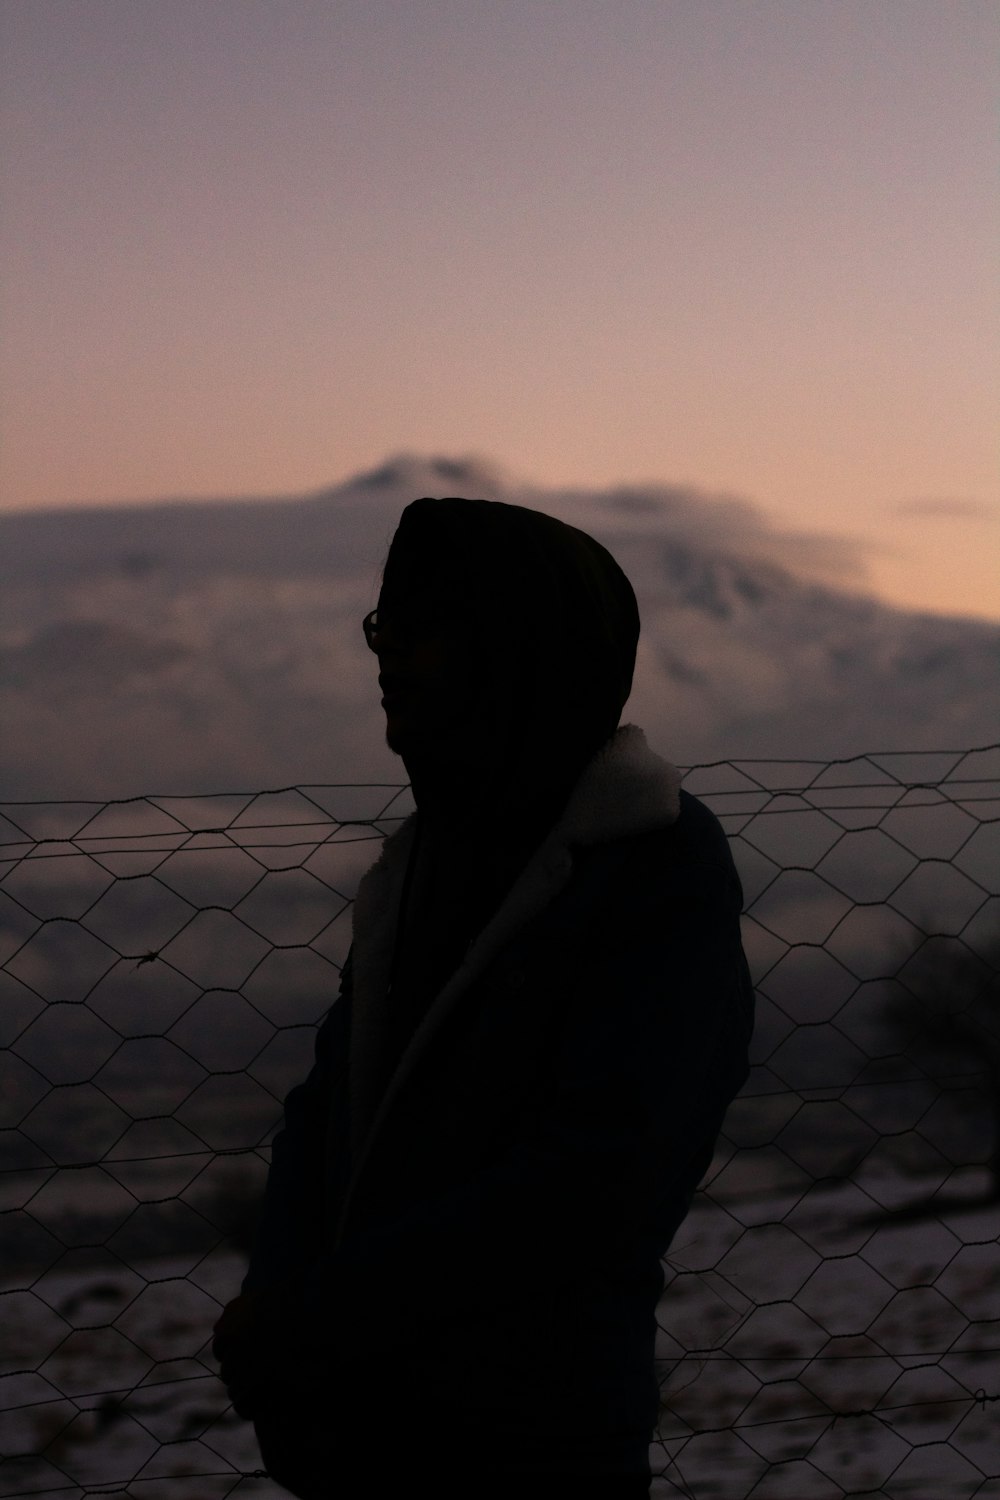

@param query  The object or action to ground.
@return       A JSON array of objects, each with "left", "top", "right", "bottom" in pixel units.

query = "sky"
[{"left": 2, "top": 0, "right": 997, "bottom": 619}]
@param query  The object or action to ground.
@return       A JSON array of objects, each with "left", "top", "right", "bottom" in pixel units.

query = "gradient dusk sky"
[{"left": 2, "top": 0, "right": 997, "bottom": 618}]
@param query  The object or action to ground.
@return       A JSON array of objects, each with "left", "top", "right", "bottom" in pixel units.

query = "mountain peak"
[{"left": 346, "top": 453, "right": 512, "bottom": 498}]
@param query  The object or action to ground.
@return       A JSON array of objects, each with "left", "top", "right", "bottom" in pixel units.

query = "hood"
[{"left": 379, "top": 495, "right": 641, "bottom": 830}]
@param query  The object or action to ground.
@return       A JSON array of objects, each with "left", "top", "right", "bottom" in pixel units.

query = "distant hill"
[{"left": 3, "top": 455, "right": 998, "bottom": 799}]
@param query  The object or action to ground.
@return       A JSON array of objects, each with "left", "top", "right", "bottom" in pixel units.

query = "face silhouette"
[{"left": 373, "top": 559, "right": 488, "bottom": 768}]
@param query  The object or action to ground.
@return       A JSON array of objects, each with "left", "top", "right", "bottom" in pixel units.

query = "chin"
[
  {"left": 384, "top": 721, "right": 409, "bottom": 756},
  {"left": 384, "top": 718, "right": 470, "bottom": 768},
  {"left": 384, "top": 714, "right": 427, "bottom": 758}
]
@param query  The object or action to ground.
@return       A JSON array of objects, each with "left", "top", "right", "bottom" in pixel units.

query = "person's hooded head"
[{"left": 370, "top": 496, "right": 640, "bottom": 834}]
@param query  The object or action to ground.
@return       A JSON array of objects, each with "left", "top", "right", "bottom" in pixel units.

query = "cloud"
[
  {"left": 891, "top": 498, "right": 993, "bottom": 520},
  {"left": 556, "top": 478, "right": 872, "bottom": 588},
  {"left": 368, "top": 457, "right": 878, "bottom": 589}
]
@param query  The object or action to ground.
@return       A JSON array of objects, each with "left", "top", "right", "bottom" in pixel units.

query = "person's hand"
[
  {"left": 213, "top": 1290, "right": 273, "bottom": 1419},
  {"left": 213, "top": 1291, "right": 259, "bottom": 1359},
  {"left": 213, "top": 1283, "right": 332, "bottom": 1420}
]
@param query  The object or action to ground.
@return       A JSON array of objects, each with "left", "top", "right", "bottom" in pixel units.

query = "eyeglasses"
[
  {"left": 362, "top": 607, "right": 449, "bottom": 651},
  {"left": 362, "top": 610, "right": 382, "bottom": 651}
]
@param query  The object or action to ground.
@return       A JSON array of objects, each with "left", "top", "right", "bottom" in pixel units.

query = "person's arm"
[
  {"left": 213, "top": 954, "right": 353, "bottom": 1408},
  {"left": 240, "top": 951, "right": 353, "bottom": 1293}
]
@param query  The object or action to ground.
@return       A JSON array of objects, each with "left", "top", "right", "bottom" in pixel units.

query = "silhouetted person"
[{"left": 213, "top": 497, "right": 753, "bottom": 1497}]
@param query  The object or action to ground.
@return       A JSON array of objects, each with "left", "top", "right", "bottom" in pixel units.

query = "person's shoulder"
[
  {"left": 610, "top": 789, "right": 732, "bottom": 865},
  {"left": 671, "top": 788, "right": 733, "bottom": 864},
  {"left": 575, "top": 790, "right": 737, "bottom": 901}
]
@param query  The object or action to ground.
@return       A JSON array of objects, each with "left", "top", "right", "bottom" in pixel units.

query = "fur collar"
[{"left": 336, "top": 725, "right": 680, "bottom": 1229}]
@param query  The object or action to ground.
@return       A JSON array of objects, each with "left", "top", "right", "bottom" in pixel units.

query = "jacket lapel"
[{"left": 337, "top": 725, "right": 681, "bottom": 1231}]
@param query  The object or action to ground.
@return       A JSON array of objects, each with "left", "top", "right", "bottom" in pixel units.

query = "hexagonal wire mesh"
[{"left": 1, "top": 747, "right": 997, "bottom": 1498}]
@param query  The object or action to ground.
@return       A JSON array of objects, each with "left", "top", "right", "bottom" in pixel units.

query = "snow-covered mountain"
[{"left": 2, "top": 456, "right": 998, "bottom": 799}]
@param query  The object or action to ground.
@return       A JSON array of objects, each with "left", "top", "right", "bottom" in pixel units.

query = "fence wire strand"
[{"left": 1, "top": 745, "right": 998, "bottom": 1498}]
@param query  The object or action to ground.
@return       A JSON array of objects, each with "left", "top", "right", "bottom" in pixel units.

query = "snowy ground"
[{"left": 2, "top": 1174, "right": 997, "bottom": 1500}]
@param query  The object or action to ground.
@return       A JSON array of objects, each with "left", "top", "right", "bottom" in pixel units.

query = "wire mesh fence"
[{"left": 1, "top": 744, "right": 998, "bottom": 1498}]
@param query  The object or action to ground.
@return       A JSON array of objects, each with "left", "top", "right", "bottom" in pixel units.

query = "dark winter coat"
[{"left": 241, "top": 724, "right": 753, "bottom": 1487}]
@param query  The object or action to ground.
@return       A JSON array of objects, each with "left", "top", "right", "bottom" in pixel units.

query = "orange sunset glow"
[{"left": 2, "top": 0, "right": 996, "bottom": 619}]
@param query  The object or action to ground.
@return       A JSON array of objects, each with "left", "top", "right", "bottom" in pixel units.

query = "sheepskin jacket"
[{"left": 243, "top": 723, "right": 753, "bottom": 1441}]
